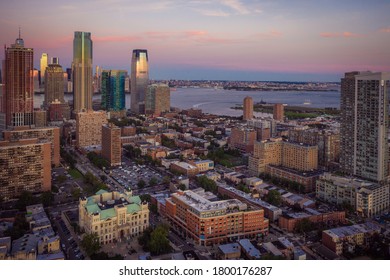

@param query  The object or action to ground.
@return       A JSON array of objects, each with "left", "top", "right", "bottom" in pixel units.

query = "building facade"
[
  {"left": 273, "top": 103, "right": 284, "bottom": 122},
  {"left": 101, "top": 70, "right": 126, "bottom": 112},
  {"left": 165, "top": 190, "right": 269, "bottom": 246},
  {"left": 72, "top": 31, "right": 93, "bottom": 113},
  {"left": 316, "top": 173, "right": 389, "bottom": 217},
  {"left": 3, "top": 33, "right": 34, "bottom": 127},
  {"left": 322, "top": 222, "right": 381, "bottom": 255},
  {"left": 79, "top": 190, "right": 149, "bottom": 245},
  {"left": 44, "top": 63, "right": 65, "bottom": 106},
  {"left": 40, "top": 53, "right": 48, "bottom": 85},
  {"left": 3, "top": 126, "right": 60, "bottom": 166},
  {"left": 228, "top": 127, "right": 256, "bottom": 153},
  {"left": 76, "top": 111, "right": 107, "bottom": 148},
  {"left": 340, "top": 71, "right": 390, "bottom": 182},
  {"left": 101, "top": 123, "right": 122, "bottom": 166},
  {"left": 131, "top": 49, "right": 149, "bottom": 114},
  {"left": 0, "top": 139, "right": 51, "bottom": 200},
  {"left": 243, "top": 96, "right": 253, "bottom": 121},
  {"left": 145, "top": 84, "right": 170, "bottom": 116}
]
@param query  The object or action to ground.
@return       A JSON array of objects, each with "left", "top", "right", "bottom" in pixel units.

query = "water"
[{"left": 34, "top": 88, "right": 340, "bottom": 117}]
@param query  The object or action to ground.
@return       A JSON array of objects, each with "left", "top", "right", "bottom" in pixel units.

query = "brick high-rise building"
[
  {"left": 243, "top": 96, "right": 253, "bottom": 121},
  {"left": 76, "top": 111, "right": 107, "bottom": 148},
  {"left": 228, "top": 127, "right": 256, "bottom": 153},
  {"left": 273, "top": 103, "right": 284, "bottom": 122},
  {"left": 340, "top": 72, "right": 390, "bottom": 182},
  {"left": 3, "top": 126, "right": 60, "bottom": 167},
  {"left": 102, "top": 123, "right": 121, "bottom": 166},
  {"left": 0, "top": 139, "right": 51, "bottom": 200},
  {"left": 3, "top": 32, "right": 34, "bottom": 127}
]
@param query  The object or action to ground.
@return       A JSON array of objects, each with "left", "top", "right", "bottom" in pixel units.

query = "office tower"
[
  {"left": 72, "top": 31, "right": 93, "bottom": 113},
  {"left": 3, "top": 127, "right": 60, "bottom": 167},
  {"left": 243, "top": 96, "right": 253, "bottom": 121},
  {"left": 3, "top": 32, "right": 34, "bottom": 127},
  {"left": 44, "top": 63, "right": 65, "bottom": 106},
  {"left": 33, "top": 69, "right": 39, "bottom": 92},
  {"left": 51, "top": 57, "right": 59, "bottom": 64},
  {"left": 40, "top": 53, "right": 48, "bottom": 84},
  {"left": 102, "top": 123, "right": 121, "bottom": 166},
  {"left": 76, "top": 111, "right": 107, "bottom": 148},
  {"left": 101, "top": 70, "right": 126, "bottom": 112},
  {"left": 131, "top": 49, "right": 149, "bottom": 114},
  {"left": 145, "top": 84, "right": 170, "bottom": 116},
  {"left": 340, "top": 72, "right": 390, "bottom": 182},
  {"left": 0, "top": 139, "right": 51, "bottom": 200},
  {"left": 273, "top": 103, "right": 284, "bottom": 122},
  {"left": 66, "top": 68, "right": 72, "bottom": 81}
]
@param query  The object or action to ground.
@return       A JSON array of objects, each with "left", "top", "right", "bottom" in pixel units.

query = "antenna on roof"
[{"left": 19, "top": 26, "right": 21, "bottom": 39}]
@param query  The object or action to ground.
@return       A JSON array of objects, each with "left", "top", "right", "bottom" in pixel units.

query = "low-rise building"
[
  {"left": 316, "top": 173, "right": 389, "bottom": 217},
  {"left": 79, "top": 190, "right": 149, "bottom": 245},
  {"left": 322, "top": 222, "right": 381, "bottom": 255},
  {"left": 165, "top": 190, "right": 269, "bottom": 246},
  {"left": 217, "top": 243, "right": 241, "bottom": 259},
  {"left": 170, "top": 161, "right": 199, "bottom": 177}
]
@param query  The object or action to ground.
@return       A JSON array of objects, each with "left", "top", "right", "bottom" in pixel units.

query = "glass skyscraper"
[
  {"left": 101, "top": 70, "right": 126, "bottom": 112},
  {"left": 72, "top": 31, "right": 93, "bottom": 113},
  {"left": 131, "top": 49, "right": 149, "bottom": 114}
]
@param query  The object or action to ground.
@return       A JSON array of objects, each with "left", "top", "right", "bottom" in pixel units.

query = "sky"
[{"left": 0, "top": 0, "right": 390, "bottom": 82}]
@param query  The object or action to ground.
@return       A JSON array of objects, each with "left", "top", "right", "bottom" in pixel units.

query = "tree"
[
  {"left": 40, "top": 191, "right": 54, "bottom": 207},
  {"left": 4, "top": 213, "right": 29, "bottom": 240},
  {"left": 16, "top": 191, "right": 37, "bottom": 210},
  {"left": 139, "top": 225, "right": 171, "bottom": 256},
  {"left": 137, "top": 179, "right": 146, "bottom": 189},
  {"left": 294, "top": 218, "right": 314, "bottom": 234},
  {"left": 149, "top": 177, "right": 158, "bottom": 187},
  {"left": 265, "top": 190, "right": 282, "bottom": 206},
  {"left": 178, "top": 183, "right": 186, "bottom": 191},
  {"left": 56, "top": 175, "right": 67, "bottom": 184},
  {"left": 196, "top": 175, "right": 218, "bottom": 194},
  {"left": 139, "top": 194, "right": 151, "bottom": 203},
  {"left": 162, "top": 176, "right": 171, "bottom": 185},
  {"left": 81, "top": 233, "right": 101, "bottom": 257},
  {"left": 71, "top": 188, "right": 81, "bottom": 200},
  {"left": 148, "top": 225, "right": 172, "bottom": 255}
]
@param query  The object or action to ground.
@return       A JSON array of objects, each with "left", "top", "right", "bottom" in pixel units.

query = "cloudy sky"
[{"left": 1, "top": 0, "right": 389, "bottom": 81}]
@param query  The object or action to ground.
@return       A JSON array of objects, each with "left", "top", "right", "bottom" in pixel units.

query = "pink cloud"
[
  {"left": 93, "top": 35, "right": 141, "bottom": 43},
  {"left": 320, "top": 31, "right": 362, "bottom": 38},
  {"left": 379, "top": 27, "right": 390, "bottom": 33},
  {"left": 257, "top": 29, "right": 282, "bottom": 38},
  {"left": 144, "top": 31, "right": 175, "bottom": 39}
]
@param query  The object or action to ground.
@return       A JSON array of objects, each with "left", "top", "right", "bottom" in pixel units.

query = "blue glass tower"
[{"left": 101, "top": 70, "right": 126, "bottom": 111}]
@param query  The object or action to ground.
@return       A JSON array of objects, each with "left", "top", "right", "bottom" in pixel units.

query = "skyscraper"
[
  {"left": 340, "top": 71, "right": 390, "bottom": 182},
  {"left": 131, "top": 49, "right": 149, "bottom": 114},
  {"left": 101, "top": 70, "right": 126, "bottom": 112},
  {"left": 145, "top": 84, "right": 170, "bottom": 116},
  {"left": 243, "top": 96, "right": 253, "bottom": 121},
  {"left": 44, "top": 62, "right": 65, "bottom": 106},
  {"left": 72, "top": 31, "right": 93, "bottom": 113},
  {"left": 40, "top": 53, "right": 48, "bottom": 84},
  {"left": 3, "top": 31, "right": 34, "bottom": 127}
]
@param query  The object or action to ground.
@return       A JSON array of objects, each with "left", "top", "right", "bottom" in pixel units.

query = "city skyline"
[{"left": 1, "top": 0, "right": 390, "bottom": 82}]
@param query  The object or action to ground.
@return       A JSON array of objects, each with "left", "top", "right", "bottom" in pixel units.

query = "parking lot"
[{"left": 110, "top": 161, "right": 163, "bottom": 190}]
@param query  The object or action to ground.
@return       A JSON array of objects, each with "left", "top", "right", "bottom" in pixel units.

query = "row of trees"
[
  {"left": 196, "top": 175, "right": 218, "bottom": 194},
  {"left": 60, "top": 147, "right": 77, "bottom": 169},
  {"left": 87, "top": 152, "right": 110, "bottom": 170},
  {"left": 84, "top": 172, "right": 108, "bottom": 194},
  {"left": 260, "top": 173, "right": 306, "bottom": 194}
]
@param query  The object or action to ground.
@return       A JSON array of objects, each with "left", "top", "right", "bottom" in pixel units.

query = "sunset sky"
[{"left": 1, "top": 0, "right": 390, "bottom": 81}]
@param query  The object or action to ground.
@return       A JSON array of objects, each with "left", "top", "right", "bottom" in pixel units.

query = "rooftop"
[{"left": 324, "top": 222, "right": 381, "bottom": 239}]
